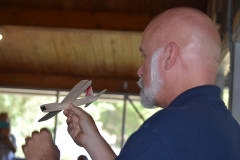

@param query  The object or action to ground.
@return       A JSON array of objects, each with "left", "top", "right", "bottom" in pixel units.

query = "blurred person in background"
[{"left": 0, "top": 112, "right": 16, "bottom": 160}]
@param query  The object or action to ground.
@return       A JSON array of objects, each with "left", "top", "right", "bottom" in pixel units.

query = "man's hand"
[
  {"left": 63, "top": 104, "right": 100, "bottom": 147},
  {"left": 22, "top": 128, "right": 60, "bottom": 160},
  {"left": 63, "top": 105, "right": 116, "bottom": 160}
]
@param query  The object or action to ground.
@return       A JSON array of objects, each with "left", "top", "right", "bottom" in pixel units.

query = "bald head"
[
  {"left": 143, "top": 7, "right": 221, "bottom": 62},
  {"left": 139, "top": 7, "right": 222, "bottom": 107}
]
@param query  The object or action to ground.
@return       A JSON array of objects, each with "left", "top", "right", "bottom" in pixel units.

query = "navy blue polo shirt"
[{"left": 116, "top": 85, "right": 240, "bottom": 160}]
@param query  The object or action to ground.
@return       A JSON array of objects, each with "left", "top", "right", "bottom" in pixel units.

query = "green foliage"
[
  {"left": 0, "top": 92, "right": 160, "bottom": 159},
  {"left": 0, "top": 93, "right": 56, "bottom": 158},
  {"left": 97, "top": 102, "right": 123, "bottom": 147}
]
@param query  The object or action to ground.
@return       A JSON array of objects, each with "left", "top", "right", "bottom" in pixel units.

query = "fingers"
[
  {"left": 31, "top": 131, "right": 39, "bottom": 138},
  {"left": 22, "top": 128, "right": 60, "bottom": 160},
  {"left": 40, "top": 128, "right": 53, "bottom": 140},
  {"left": 65, "top": 104, "right": 79, "bottom": 113},
  {"left": 71, "top": 114, "right": 81, "bottom": 138},
  {"left": 63, "top": 104, "right": 76, "bottom": 116},
  {"left": 64, "top": 104, "right": 98, "bottom": 147},
  {"left": 63, "top": 109, "right": 70, "bottom": 117},
  {"left": 22, "top": 131, "right": 41, "bottom": 156},
  {"left": 67, "top": 112, "right": 80, "bottom": 136},
  {"left": 64, "top": 104, "right": 91, "bottom": 120},
  {"left": 69, "top": 105, "right": 87, "bottom": 117},
  {"left": 40, "top": 127, "right": 52, "bottom": 133},
  {"left": 22, "top": 136, "right": 31, "bottom": 152},
  {"left": 22, "top": 144, "right": 27, "bottom": 154},
  {"left": 24, "top": 136, "right": 31, "bottom": 145},
  {"left": 23, "top": 128, "right": 53, "bottom": 147},
  {"left": 64, "top": 105, "right": 87, "bottom": 124}
]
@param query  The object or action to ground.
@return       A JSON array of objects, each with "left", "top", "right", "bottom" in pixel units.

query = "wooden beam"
[
  {"left": 0, "top": 8, "right": 152, "bottom": 31},
  {"left": 0, "top": 72, "right": 140, "bottom": 94}
]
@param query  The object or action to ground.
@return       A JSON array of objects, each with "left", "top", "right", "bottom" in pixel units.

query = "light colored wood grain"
[{"left": 0, "top": 25, "right": 142, "bottom": 93}]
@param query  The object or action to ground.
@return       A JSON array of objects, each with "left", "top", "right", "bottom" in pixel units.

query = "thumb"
[{"left": 69, "top": 105, "right": 88, "bottom": 118}]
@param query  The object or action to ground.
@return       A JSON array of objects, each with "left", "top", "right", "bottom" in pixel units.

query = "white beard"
[
  {"left": 137, "top": 48, "right": 164, "bottom": 108},
  {"left": 137, "top": 78, "right": 155, "bottom": 108}
]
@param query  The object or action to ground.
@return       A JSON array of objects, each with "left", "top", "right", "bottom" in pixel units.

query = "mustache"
[{"left": 137, "top": 78, "right": 143, "bottom": 89}]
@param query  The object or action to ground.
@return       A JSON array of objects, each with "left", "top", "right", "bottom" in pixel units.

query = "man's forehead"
[
  {"left": 140, "top": 36, "right": 165, "bottom": 57},
  {"left": 139, "top": 34, "right": 153, "bottom": 55}
]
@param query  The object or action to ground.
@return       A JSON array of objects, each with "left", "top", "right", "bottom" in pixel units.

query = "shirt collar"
[{"left": 168, "top": 85, "right": 221, "bottom": 108}]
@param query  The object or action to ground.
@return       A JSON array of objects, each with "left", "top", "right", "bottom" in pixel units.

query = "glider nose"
[{"left": 41, "top": 105, "right": 47, "bottom": 111}]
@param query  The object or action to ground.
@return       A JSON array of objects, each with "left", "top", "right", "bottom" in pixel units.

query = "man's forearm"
[{"left": 85, "top": 135, "right": 117, "bottom": 160}]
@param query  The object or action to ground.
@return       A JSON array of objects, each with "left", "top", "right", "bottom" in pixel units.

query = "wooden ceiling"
[{"left": 0, "top": 0, "right": 209, "bottom": 94}]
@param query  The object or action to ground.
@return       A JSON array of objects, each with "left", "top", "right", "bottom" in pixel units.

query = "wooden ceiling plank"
[
  {"left": 0, "top": 25, "right": 143, "bottom": 92},
  {"left": 0, "top": 8, "right": 152, "bottom": 31},
  {"left": 102, "top": 33, "right": 120, "bottom": 77},
  {"left": 0, "top": 0, "right": 208, "bottom": 15},
  {"left": 121, "top": 34, "right": 135, "bottom": 77},
  {"left": 0, "top": 72, "right": 140, "bottom": 94},
  {"left": 51, "top": 31, "right": 72, "bottom": 74},
  {"left": 91, "top": 32, "right": 109, "bottom": 77},
  {"left": 66, "top": 31, "right": 84, "bottom": 76},
  {"left": 129, "top": 33, "right": 143, "bottom": 77},
  {"left": 38, "top": 31, "right": 59, "bottom": 74},
  {"left": 0, "top": 26, "right": 29, "bottom": 72},
  {"left": 70, "top": 31, "right": 91, "bottom": 76},
  {"left": 79, "top": 32, "right": 96, "bottom": 77},
  {"left": 116, "top": 33, "right": 128, "bottom": 76}
]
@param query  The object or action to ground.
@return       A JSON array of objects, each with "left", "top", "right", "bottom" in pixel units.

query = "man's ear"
[{"left": 163, "top": 42, "right": 179, "bottom": 70}]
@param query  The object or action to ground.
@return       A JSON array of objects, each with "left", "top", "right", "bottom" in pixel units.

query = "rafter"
[
  {"left": 0, "top": 72, "right": 140, "bottom": 94},
  {"left": 0, "top": 8, "right": 152, "bottom": 31}
]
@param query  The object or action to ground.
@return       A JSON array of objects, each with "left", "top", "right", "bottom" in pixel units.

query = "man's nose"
[{"left": 137, "top": 64, "right": 143, "bottom": 77}]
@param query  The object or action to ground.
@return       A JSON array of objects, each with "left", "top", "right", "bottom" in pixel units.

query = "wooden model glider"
[{"left": 38, "top": 80, "right": 107, "bottom": 122}]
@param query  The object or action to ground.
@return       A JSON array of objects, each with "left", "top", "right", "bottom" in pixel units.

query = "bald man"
[
  {"left": 116, "top": 7, "right": 240, "bottom": 159},
  {"left": 23, "top": 7, "right": 240, "bottom": 160}
]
